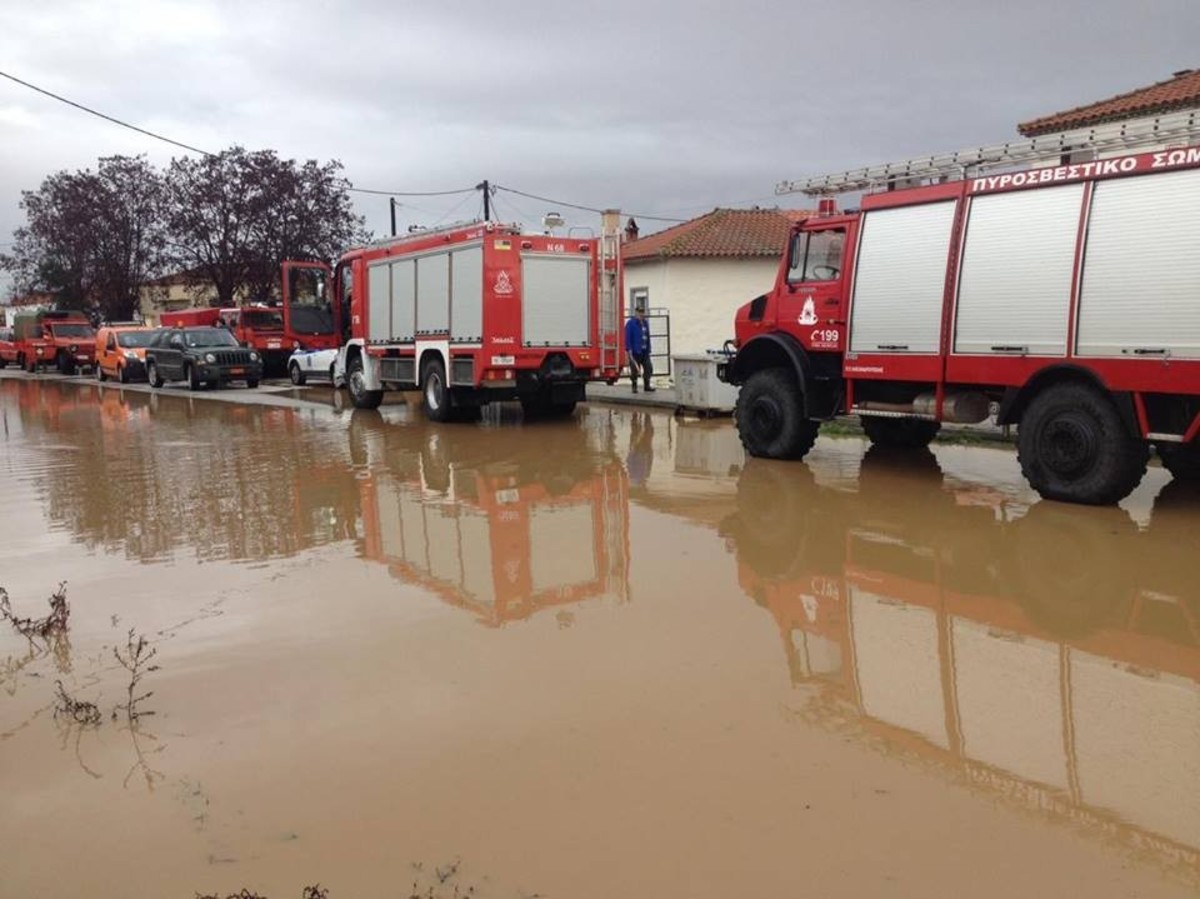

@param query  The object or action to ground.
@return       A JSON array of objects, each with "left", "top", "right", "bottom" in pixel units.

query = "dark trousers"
[{"left": 629, "top": 350, "right": 653, "bottom": 389}]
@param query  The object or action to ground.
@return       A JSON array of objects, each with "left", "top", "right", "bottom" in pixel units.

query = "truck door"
[
  {"left": 282, "top": 261, "right": 337, "bottom": 344},
  {"left": 780, "top": 227, "right": 847, "bottom": 352}
]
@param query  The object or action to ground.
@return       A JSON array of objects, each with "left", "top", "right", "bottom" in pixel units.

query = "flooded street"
[{"left": 1, "top": 374, "right": 1198, "bottom": 898}]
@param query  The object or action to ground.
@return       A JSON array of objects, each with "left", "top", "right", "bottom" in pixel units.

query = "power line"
[
  {"left": 0, "top": 68, "right": 475, "bottom": 199},
  {"left": 494, "top": 185, "right": 686, "bottom": 223},
  {"left": 0, "top": 69, "right": 690, "bottom": 219},
  {"left": 0, "top": 69, "right": 211, "bottom": 156}
]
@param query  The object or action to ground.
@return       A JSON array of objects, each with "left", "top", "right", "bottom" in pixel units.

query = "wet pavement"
[{"left": 0, "top": 371, "right": 1197, "bottom": 898}]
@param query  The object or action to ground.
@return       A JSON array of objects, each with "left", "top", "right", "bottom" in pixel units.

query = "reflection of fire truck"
[
  {"left": 349, "top": 411, "right": 630, "bottom": 625},
  {"left": 283, "top": 212, "right": 624, "bottom": 421},
  {"left": 719, "top": 113, "right": 1200, "bottom": 505},
  {"left": 721, "top": 451, "right": 1200, "bottom": 866}
]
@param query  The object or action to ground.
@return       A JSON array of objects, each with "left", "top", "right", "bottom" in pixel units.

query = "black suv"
[{"left": 145, "top": 327, "right": 263, "bottom": 390}]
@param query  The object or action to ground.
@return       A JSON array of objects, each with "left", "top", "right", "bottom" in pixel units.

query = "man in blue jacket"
[{"left": 624, "top": 308, "right": 655, "bottom": 393}]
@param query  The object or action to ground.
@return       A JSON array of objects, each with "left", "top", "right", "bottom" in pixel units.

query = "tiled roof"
[
  {"left": 1019, "top": 69, "right": 1200, "bottom": 136},
  {"left": 623, "top": 208, "right": 813, "bottom": 262}
]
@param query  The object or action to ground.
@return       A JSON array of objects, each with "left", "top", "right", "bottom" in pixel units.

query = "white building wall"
[{"left": 624, "top": 256, "right": 780, "bottom": 360}]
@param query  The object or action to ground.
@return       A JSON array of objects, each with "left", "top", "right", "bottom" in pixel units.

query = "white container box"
[{"left": 673, "top": 353, "right": 740, "bottom": 413}]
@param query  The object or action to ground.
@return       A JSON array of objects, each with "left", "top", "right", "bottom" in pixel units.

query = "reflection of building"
[
  {"left": 722, "top": 448, "right": 1200, "bottom": 873},
  {"left": 350, "top": 410, "right": 631, "bottom": 626}
]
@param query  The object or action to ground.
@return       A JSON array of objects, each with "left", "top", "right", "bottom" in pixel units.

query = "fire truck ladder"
[
  {"left": 777, "top": 109, "right": 1200, "bottom": 196},
  {"left": 598, "top": 210, "right": 622, "bottom": 373}
]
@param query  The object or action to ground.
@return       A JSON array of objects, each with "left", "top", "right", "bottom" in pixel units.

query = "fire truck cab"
[
  {"left": 288, "top": 212, "right": 624, "bottom": 422},
  {"left": 721, "top": 111, "right": 1200, "bottom": 505}
]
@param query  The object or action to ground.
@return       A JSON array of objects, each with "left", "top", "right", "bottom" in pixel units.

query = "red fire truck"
[
  {"left": 282, "top": 212, "right": 624, "bottom": 421},
  {"left": 719, "top": 111, "right": 1200, "bottom": 504},
  {"left": 12, "top": 310, "right": 96, "bottom": 374}
]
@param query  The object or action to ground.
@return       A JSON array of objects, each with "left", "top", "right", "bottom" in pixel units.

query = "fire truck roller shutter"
[
  {"left": 391, "top": 259, "right": 416, "bottom": 341},
  {"left": 450, "top": 246, "right": 483, "bottom": 343},
  {"left": 850, "top": 585, "right": 950, "bottom": 749},
  {"left": 522, "top": 255, "right": 591, "bottom": 347},
  {"left": 529, "top": 501, "right": 598, "bottom": 593},
  {"left": 954, "top": 183, "right": 1083, "bottom": 356},
  {"left": 1070, "top": 647, "right": 1200, "bottom": 848},
  {"left": 849, "top": 200, "right": 957, "bottom": 355},
  {"left": 1076, "top": 167, "right": 1200, "bottom": 358},
  {"left": 951, "top": 618, "right": 1070, "bottom": 790},
  {"left": 457, "top": 509, "right": 497, "bottom": 608},
  {"left": 416, "top": 252, "right": 450, "bottom": 335},
  {"left": 368, "top": 261, "right": 391, "bottom": 343}
]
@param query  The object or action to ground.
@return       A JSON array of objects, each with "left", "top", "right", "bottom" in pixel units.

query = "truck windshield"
[
  {"left": 184, "top": 329, "right": 239, "bottom": 348},
  {"left": 117, "top": 331, "right": 159, "bottom": 348},
  {"left": 288, "top": 267, "right": 328, "bottom": 308},
  {"left": 48, "top": 323, "right": 95, "bottom": 338},
  {"left": 289, "top": 306, "right": 334, "bottom": 335},
  {"left": 241, "top": 310, "right": 284, "bottom": 329},
  {"left": 787, "top": 230, "right": 845, "bottom": 283}
]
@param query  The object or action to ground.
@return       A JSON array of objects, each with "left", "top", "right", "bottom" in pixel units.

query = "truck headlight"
[{"left": 205, "top": 353, "right": 216, "bottom": 363}]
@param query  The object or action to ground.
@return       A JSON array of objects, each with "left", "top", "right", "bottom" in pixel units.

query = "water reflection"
[
  {"left": 347, "top": 408, "right": 631, "bottom": 625},
  {"left": 721, "top": 446, "right": 1200, "bottom": 867}
]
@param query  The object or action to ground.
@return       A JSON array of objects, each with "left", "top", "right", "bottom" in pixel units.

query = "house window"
[{"left": 630, "top": 287, "right": 649, "bottom": 315}]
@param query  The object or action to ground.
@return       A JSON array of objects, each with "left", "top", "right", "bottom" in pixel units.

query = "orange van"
[{"left": 95, "top": 325, "right": 160, "bottom": 383}]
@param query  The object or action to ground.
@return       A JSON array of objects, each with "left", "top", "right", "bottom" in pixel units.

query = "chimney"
[{"left": 624, "top": 217, "right": 639, "bottom": 243}]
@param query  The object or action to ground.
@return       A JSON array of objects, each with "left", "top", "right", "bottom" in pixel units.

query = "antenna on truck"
[{"left": 778, "top": 109, "right": 1200, "bottom": 196}]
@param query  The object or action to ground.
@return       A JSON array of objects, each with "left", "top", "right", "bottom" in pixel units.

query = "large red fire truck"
[
  {"left": 718, "top": 111, "right": 1200, "bottom": 504},
  {"left": 282, "top": 212, "right": 625, "bottom": 421}
]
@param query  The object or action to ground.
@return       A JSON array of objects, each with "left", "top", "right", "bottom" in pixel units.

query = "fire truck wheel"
[
  {"left": 1157, "top": 442, "right": 1200, "bottom": 481},
  {"left": 347, "top": 355, "right": 383, "bottom": 410},
  {"left": 187, "top": 364, "right": 202, "bottom": 391},
  {"left": 147, "top": 361, "right": 164, "bottom": 388},
  {"left": 861, "top": 416, "right": 941, "bottom": 448},
  {"left": 289, "top": 362, "right": 306, "bottom": 386},
  {"left": 1018, "top": 383, "right": 1148, "bottom": 505},
  {"left": 421, "top": 358, "right": 452, "bottom": 423},
  {"left": 735, "top": 368, "right": 819, "bottom": 460}
]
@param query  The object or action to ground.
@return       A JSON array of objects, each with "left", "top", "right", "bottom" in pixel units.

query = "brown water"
[{"left": 1, "top": 375, "right": 1198, "bottom": 898}]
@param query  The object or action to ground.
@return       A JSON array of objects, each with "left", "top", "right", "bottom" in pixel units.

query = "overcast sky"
[{"left": 0, "top": 0, "right": 1196, "bottom": 295}]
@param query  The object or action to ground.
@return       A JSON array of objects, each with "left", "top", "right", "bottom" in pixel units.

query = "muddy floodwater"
[{"left": 1, "top": 374, "right": 1198, "bottom": 899}]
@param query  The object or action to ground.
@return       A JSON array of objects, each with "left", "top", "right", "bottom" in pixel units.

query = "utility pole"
[
  {"left": 476, "top": 180, "right": 490, "bottom": 222},
  {"left": 389, "top": 198, "right": 399, "bottom": 236}
]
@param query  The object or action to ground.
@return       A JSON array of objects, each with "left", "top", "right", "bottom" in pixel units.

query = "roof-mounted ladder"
[{"left": 777, "top": 109, "right": 1200, "bottom": 197}]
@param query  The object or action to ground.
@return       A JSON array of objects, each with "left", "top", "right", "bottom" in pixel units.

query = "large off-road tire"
[
  {"left": 421, "top": 357, "right": 452, "bottom": 423},
  {"left": 187, "top": 363, "right": 202, "bottom": 391},
  {"left": 346, "top": 354, "right": 383, "bottom": 410},
  {"left": 734, "top": 367, "right": 819, "bottom": 460},
  {"left": 289, "top": 362, "right": 306, "bottom": 386},
  {"left": 1156, "top": 442, "right": 1200, "bottom": 481},
  {"left": 1017, "top": 383, "right": 1148, "bottom": 505},
  {"left": 861, "top": 416, "right": 941, "bottom": 449},
  {"left": 147, "top": 360, "right": 164, "bottom": 388}
]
